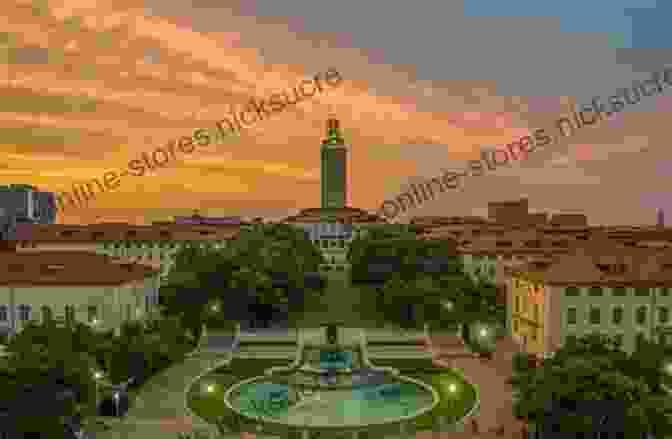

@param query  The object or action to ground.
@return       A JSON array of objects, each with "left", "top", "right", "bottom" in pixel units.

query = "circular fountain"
[{"left": 222, "top": 323, "right": 439, "bottom": 438}]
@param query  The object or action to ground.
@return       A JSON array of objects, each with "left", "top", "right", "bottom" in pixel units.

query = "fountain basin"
[{"left": 223, "top": 373, "right": 438, "bottom": 429}]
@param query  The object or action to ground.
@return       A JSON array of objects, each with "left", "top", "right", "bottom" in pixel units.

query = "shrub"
[{"left": 512, "top": 351, "right": 532, "bottom": 373}]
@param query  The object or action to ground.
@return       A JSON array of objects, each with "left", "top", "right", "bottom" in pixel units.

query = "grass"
[{"left": 412, "top": 371, "right": 478, "bottom": 431}]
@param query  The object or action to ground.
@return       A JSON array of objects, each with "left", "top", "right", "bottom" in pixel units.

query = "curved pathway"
[
  {"left": 95, "top": 351, "right": 232, "bottom": 439},
  {"left": 423, "top": 333, "right": 529, "bottom": 439}
]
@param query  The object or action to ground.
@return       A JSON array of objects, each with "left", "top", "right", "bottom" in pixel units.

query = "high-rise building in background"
[
  {"left": 320, "top": 117, "right": 348, "bottom": 209},
  {"left": 0, "top": 184, "right": 57, "bottom": 238}
]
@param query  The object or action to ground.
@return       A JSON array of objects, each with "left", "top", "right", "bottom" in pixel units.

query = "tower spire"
[{"left": 323, "top": 109, "right": 344, "bottom": 145}]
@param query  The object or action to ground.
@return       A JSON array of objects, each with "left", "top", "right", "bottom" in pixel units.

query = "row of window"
[
  {"left": 314, "top": 239, "right": 347, "bottom": 249},
  {"left": 0, "top": 305, "right": 99, "bottom": 323},
  {"left": 566, "top": 305, "right": 669, "bottom": 326},
  {"left": 0, "top": 296, "right": 158, "bottom": 325},
  {"left": 565, "top": 286, "right": 669, "bottom": 297},
  {"left": 565, "top": 332, "right": 658, "bottom": 349}
]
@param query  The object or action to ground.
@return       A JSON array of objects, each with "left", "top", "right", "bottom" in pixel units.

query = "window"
[
  {"left": 589, "top": 307, "right": 601, "bottom": 325},
  {"left": 513, "top": 319, "right": 519, "bottom": 331},
  {"left": 661, "top": 288, "right": 669, "bottom": 297},
  {"left": 612, "top": 334, "right": 624, "bottom": 347},
  {"left": 612, "top": 307, "right": 623, "bottom": 325},
  {"left": 534, "top": 304, "right": 539, "bottom": 321},
  {"left": 636, "top": 333, "right": 646, "bottom": 350},
  {"left": 41, "top": 305, "right": 52, "bottom": 323},
  {"left": 635, "top": 306, "right": 647, "bottom": 325},
  {"left": 65, "top": 305, "right": 75, "bottom": 325},
  {"left": 659, "top": 307, "right": 669, "bottom": 324},
  {"left": 635, "top": 287, "right": 650, "bottom": 297},
  {"left": 589, "top": 286, "right": 603, "bottom": 297},
  {"left": 87, "top": 306, "right": 98, "bottom": 323},
  {"left": 18, "top": 305, "right": 31, "bottom": 321},
  {"left": 532, "top": 329, "right": 537, "bottom": 341},
  {"left": 126, "top": 304, "right": 132, "bottom": 320},
  {"left": 565, "top": 334, "right": 577, "bottom": 346},
  {"left": 0, "top": 305, "right": 6, "bottom": 321},
  {"left": 515, "top": 296, "right": 520, "bottom": 313},
  {"left": 567, "top": 307, "right": 577, "bottom": 325},
  {"left": 612, "top": 287, "right": 627, "bottom": 297},
  {"left": 565, "top": 286, "right": 580, "bottom": 297}
]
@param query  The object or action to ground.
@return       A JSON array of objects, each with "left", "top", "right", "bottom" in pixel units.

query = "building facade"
[
  {"left": 0, "top": 184, "right": 57, "bottom": 225},
  {"left": 14, "top": 222, "right": 239, "bottom": 282},
  {"left": 284, "top": 207, "right": 388, "bottom": 271},
  {"left": 506, "top": 243, "right": 672, "bottom": 357},
  {"left": 0, "top": 250, "right": 160, "bottom": 338}
]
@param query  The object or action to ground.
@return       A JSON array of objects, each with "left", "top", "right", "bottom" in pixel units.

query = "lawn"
[{"left": 412, "top": 371, "right": 478, "bottom": 431}]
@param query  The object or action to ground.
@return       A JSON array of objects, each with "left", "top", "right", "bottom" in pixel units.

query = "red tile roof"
[{"left": 0, "top": 251, "right": 158, "bottom": 286}]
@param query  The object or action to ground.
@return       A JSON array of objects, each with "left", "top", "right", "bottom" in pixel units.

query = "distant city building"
[
  {"left": 0, "top": 184, "right": 56, "bottom": 223},
  {"left": 174, "top": 214, "right": 242, "bottom": 225},
  {"left": 488, "top": 198, "right": 529, "bottom": 224},
  {"left": 13, "top": 222, "right": 239, "bottom": 281}
]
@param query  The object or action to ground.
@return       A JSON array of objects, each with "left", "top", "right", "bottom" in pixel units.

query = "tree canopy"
[
  {"left": 161, "top": 223, "right": 326, "bottom": 331},
  {"left": 508, "top": 333, "right": 672, "bottom": 437}
]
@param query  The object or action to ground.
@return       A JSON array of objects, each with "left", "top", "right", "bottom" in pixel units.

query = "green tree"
[{"left": 508, "top": 333, "right": 672, "bottom": 437}]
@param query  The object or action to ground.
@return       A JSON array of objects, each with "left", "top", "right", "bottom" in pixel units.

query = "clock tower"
[{"left": 320, "top": 117, "right": 348, "bottom": 209}]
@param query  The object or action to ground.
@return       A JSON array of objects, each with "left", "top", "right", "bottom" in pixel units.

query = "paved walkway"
[
  {"left": 94, "top": 351, "right": 232, "bottom": 439},
  {"left": 423, "top": 333, "right": 529, "bottom": 439}
]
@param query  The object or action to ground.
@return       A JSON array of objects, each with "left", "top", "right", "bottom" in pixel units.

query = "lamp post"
[
  {"left": 93, "top": 371, "right": 103, "bottom": 413},
  {"left": 662, "top": 361, "right": 672, "bottom": 393},
  {"left": 447, "top": 382, "right": 458, "bottom": 426},
  {"left": 113, "top": 392, "right": 120, "bottom": 418}
]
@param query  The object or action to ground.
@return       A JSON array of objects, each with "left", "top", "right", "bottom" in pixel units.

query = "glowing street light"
[
  {"left": 479, "top": 328, "right": 489, "bottom": 338},
  {"left": 442, "top": 301, "right": 454, "bottom": 311},
  {"left": 93, "top": 370, "right": 104, "bottom": 411},
  {"left": 665, "top": 362, "right": 672, "bottom": 375},
  {"left": 113, "top": 392, "right": 120, "bottom": 418},
  {"left": 446, "top": 382, "right": 459, "bottom": 423},
  {"left": 205, "top": 383, "right": 216, "bottom": 393}
]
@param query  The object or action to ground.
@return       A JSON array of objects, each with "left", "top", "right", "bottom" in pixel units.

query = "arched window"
[
  {"left": 41, "top": 305, "right": 53, "bottom": 323},
  {"left": 589, "top": 287, "right": 603, "bottom": 296},
  {"left": 565, "top": 286, "right": 580, "bottom": 296},
  {"left": 635, "top": 306, "right": 647, "bottom": 325}
]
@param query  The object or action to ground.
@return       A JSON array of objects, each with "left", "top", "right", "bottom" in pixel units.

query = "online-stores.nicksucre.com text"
[
  {"left": 377, "top": 66, "right": 672, "bottom": 221},
  {"left": 54, "top": 68, "right": 342, "bottom": 214}
]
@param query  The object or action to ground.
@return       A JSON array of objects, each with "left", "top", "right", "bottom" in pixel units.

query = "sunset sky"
[{"left": 2, "top": 0, "right": 671, "bottom": 225}]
